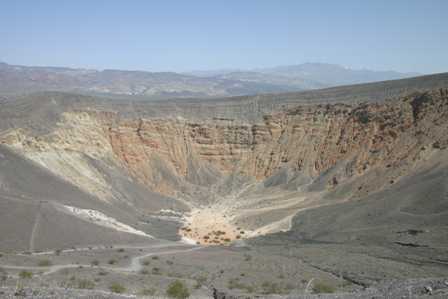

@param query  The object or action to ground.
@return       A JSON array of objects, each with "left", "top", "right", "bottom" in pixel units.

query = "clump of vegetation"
[
  {"left": 91, "top": 260, "right": 100, "bottom": 266},
  {"left": 54, "top": 249, "right": 62, "bottom": 256},
  {"left": 166, "top": 280, "right": 190, "bottom": 299},
  {"left": 117, "top": 248, "right": 125, "bottom": 252},
  {"left": 227, "top": 278, "right": 254, "bottom": 293},
  {"left": 108, "top": 259, "right": 117, "bottom": 265},
  {"left": 261, "top": 281, "right": 286, "bottom": 294},
  {"left": 355, "top": 110, "right": 370, "bottom": 124},
  {"left": 151, "top": 255, "right": 159, "bottom": 260},
  {"left": 142, "top": 260, "right": 150, "bottom": 266},
  {"left": 194, "top": 275, "right": 207, "bottom": 289},
  {"left": 98, "top": 270, "right": 108, "bottom": 276},
  {"left": 109, "top": 282, "right": 126, "bottom": 294},
  {"left": 19, "top": 271, "right": 33, "bottom": 279},
  {"left": 37, "top": 259, "right": 52, "bottom": 267},
  {"left": 140, "top": 269, "right": 149, "bottom": 275},
  {"left": 152, "top": 267, "right": 161, "bottom": 275},
  {"left": 0, "top": 268, "right": 7, "bottom": 282},
  {"left": 77, "top": 279, "right": 95, "bottom": 289},
  {"left": 313, "top": 281, "right": 336, "bottom": 294}
]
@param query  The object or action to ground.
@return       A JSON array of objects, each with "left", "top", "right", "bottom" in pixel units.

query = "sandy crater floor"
[{"left": 179, "top": 207, "right": 249, "bottom": 245}]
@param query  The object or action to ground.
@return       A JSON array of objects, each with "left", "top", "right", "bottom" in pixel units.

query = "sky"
[{"left": 1, "top": 0, "right": 447, "bottom": 73}]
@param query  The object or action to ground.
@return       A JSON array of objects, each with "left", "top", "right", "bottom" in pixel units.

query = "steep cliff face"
[
  {"left": 102, "top": 89, "right": 448, "bottom": 196},
  {"left": 1, "top": 89, "right": 447, "bottom": 244}
]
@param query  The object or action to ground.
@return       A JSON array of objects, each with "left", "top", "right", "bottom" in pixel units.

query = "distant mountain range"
[{"left": 0, "top": 62, "right": 419, "bottom": 98}]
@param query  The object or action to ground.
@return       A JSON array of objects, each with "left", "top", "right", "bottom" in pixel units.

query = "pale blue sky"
[{"left": 1, "top": 0, "right": 447, "bottom": 73}]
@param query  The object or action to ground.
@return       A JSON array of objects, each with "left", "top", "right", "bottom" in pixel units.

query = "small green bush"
[
  {"left": 37, "top": 259, "right": 52, "bottom": 267},
  {"left": 151, "top": 256, "right": 159, "bottom": 260},
  {"left": 142, "top": 260, "right": 150, "bottom": 266},
  {"left": 313, "top": 281, "right": 336, "bottom": 294},
  {"left": 194, "top": 275, "right": 207, "bottom": 289},
  {"left": 228, "top": 278, "right": 254, "bottom": 293},
  {"left": 109, "top": 282, "right": 126, "bottom": 294},
  {"left": 166, "top": 280, "right": 190, "bottom": 299},
  {"left": 152, "top": 267, "right": 161, "bottom": 275},
  {"left": 77, "top": 279, "right": 95, "bottom": 289},
  {"left": 261, "top": 281, "right": 285, "bottom": 294},
  {"left": 91, "top": 260, "right": 100, "bottom": 266},
  {"left": 19, "top": 271, "right": 33, "bottom": 279},
  {"left": 108, "top": 259, "right": 117, "bottom": 265},
  {"left": 0, "top": 267, "right": 7, "bottom": 282},
  {"left": 140, "top": 269, "right": 149, "bottom": 275}
]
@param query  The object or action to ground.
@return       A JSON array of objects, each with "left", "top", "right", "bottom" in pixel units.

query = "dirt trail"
[
  {"left": 0, "top": 243, "right": 203, "bottom": 276},
  {"left": 29, "top": 201, "right": 43, "bottom": 252}
]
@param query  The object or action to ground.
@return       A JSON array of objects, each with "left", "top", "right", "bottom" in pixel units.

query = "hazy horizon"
[
  {"left": 0, "top": 60, "right": 424, "bottom": 75},
  {"left": 1, "top": 0, "right": 447, "bottom": 74}
]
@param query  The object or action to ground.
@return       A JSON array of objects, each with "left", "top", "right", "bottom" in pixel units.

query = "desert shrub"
[
  {"left": 142, "top": 260, "right": 150, "bottom": 266},
  {"left": 37, "top": 259, "right": 52, "bottom": 267},
  {"left": 151, "top": 255, "right": 159, "bottom": 260},
  {"left": 0, "top": 268, "right": 7, "bottom": 282},
  {"left": 108, "top": 259, "right": 117, "bottom": 265},
  {"left": 140, "top": 269, "right": 149, "bottom": 275},
  {"left": 261, "top": 281, "right": 284, "bottom": 294},
  {"left": 91, "top": 260, "right": 100, "bottom": 266},
  {"left": 109, "top": 282, "right": 126, "bottom": 294},
  {"left": 194, "top": 275, "right": 207, "bottom": 289},
  {"left": 140, "top": 288, "right": 156, "bottom": 296},
  {"left": 313, "top": 281, "right": 335, "bottom": 294},
  {"left": 117, "top": 248, "right": 125, "bottom": 252},
  {"left": 228, "top": 278, "right": 254, "bottom": 293},
  {"left": 54, "top": 249, "right": 62, "bottom": 256},
  {"left": 152, "top": 267, "right": 161, "bottom": 275},
  {"left": 77, "top": 279, "right": 95, "bottom": 289},
  {"left": 98, "top": 270, "right": 108, "bottom": 276},
  {"left": 166, "top": 280, "right": 190, "bottom": 299},
  {"left": 19, "top": 271, "right": 33, "bottom": 279},
  {"left": 356, "top": 110, "right": 370, "bottom": 124},
  {"left": 0, "top": 253, "right": 3, "bottom": 258}
]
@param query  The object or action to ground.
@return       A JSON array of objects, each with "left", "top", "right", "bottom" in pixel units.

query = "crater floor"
[{"left": 179, "top": 207, "right": 250, "bottom": 245}]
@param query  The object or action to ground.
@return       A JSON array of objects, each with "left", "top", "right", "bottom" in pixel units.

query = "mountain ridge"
[{"left": 0, "top": 61, "right": 419, "bottom": 98}]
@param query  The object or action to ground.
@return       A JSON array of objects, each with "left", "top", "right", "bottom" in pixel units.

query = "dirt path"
[
  {"left": 29, "top": 201, "right": 43, "bottom": 252},
  {"left": 0, "top": 243, "right": 203, "bottom": 276}
]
